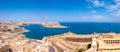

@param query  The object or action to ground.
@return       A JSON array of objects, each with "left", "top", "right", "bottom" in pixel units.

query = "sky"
[{"left": 0, "top": 0, "right": 120, "bottom": 22}]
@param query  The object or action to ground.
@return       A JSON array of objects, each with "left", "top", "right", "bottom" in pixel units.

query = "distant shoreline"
[{"left": 16, "top": 22, "right": 68, "bottom": 28}]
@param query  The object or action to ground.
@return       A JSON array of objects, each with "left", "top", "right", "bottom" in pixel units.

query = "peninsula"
[{"left": 16, "top": 21, "right": 67, "bottom": 28}]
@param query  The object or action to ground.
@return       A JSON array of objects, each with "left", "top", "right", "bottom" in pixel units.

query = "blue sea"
[{"left": 21, "top": 22, "right": 120, "bottom": 39}]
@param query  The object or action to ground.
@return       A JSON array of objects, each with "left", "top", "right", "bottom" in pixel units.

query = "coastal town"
[
  {"left": 0, "top": 22, "right": 52, "bottom": 52},
  {"left": 0, "top": 22, "right": 120, "bottom": 52}
]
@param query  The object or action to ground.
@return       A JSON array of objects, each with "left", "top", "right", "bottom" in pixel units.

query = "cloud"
[
  {"left": 87, "top": 0, "right": 120, "bottom": 17},
  {"left": 111, "top": 10, "right": 120, "bottom": 17},
  {"left": 93, "top": 0, "right": 105, "bottom": 7},
  {"left": 92, "top": 15, "right": 104, "bottom": 19},
  {"left": 87, "top": 0, "right": 105, "bottom": 7},
  {"left": 91, "top": 10, "right": 96, "bottom": 13},
  {"left": 80, "top": 14, "right": 113, "bottom": 22}
]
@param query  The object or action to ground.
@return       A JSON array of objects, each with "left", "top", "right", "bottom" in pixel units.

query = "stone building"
[
  {"left": 0, "top": 43, "right": 10, "bottom": 52},
  {"left": 97, "top": 33, "right": 120, "bottom": 52}
]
